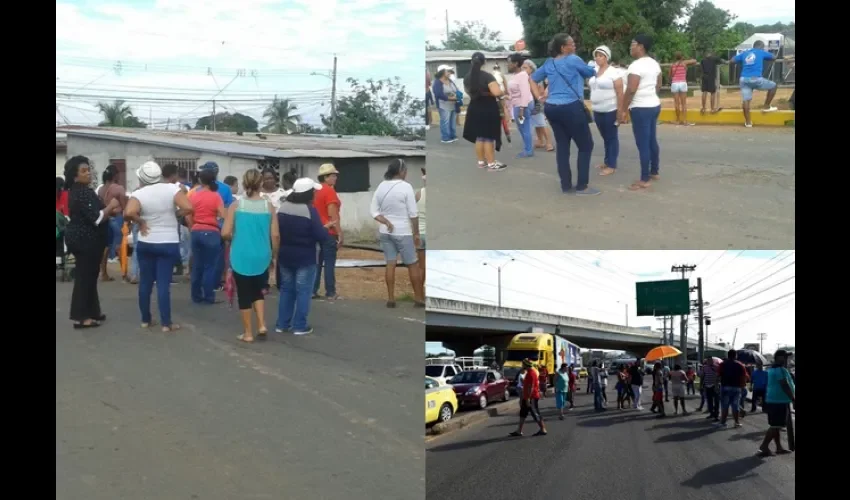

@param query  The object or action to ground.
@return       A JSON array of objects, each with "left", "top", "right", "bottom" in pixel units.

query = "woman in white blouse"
[
  {"left": 588, "top": 45, "right": 625, "bottom": 177},
  {"left": 621, "top": 34, "right": 663, "bottom": 191}
]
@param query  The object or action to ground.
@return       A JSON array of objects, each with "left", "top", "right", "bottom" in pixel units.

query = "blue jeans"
[
  {"left": 544, "top": 101, "right": 594, "bottom": 191},
  {"left": 438, "top": 107, "right": 457, "bottom": 142},
  {"left": 514, "top": 104, "right": 534, "bottom": 156},
  {"left": 106, "top": 214, "right": 124, "bottom": 259},
  {"left": 128, "top": 223, "right": 140, "bottom": 280},
  {"left": 178, "top": 225, "right": 191, "bottom": 265},
  {"left": 630, "top": 106, "right": 661, "bottom": 182},
  {"left": 739, "top": 76, "right": 777, "bottom": 102},
  {"left": 214, "top": 238, "right": 226, "bottom": 288},
  {"left": 136, "top": 241, "right": 180, "bottom": 326},
  {"left": 277, "top": 264, "right": 317, "bottom": 332},
  {"left": 721, "top": 386, "right": 743, "bottom": 413},
  {"left": 314, "top": 238, "right": 338, "bottom": 297},
  {"left": 190, "top": 230, "right": 222, "bottom": 304},
  {"left": 593, "top": 110, "right": 619, "bottom": 169},
  {"left": 593, "top": 382, "right": 604, "bottom": 410}
]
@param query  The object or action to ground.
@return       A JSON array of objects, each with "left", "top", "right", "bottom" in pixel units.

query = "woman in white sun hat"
[
  {"left": 274, "top": 177, "right": 333, "bottom": 336},
  {"left": 432, "top": 64, "right": 461, "bottom": 143}
]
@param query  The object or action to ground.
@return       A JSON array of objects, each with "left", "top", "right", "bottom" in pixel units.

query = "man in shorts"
[
  {"left": 509, "top": 359, "right": 547, "bottom": 437},
  {"left": 758, "top": 349, "right": 796, "bottom": 456},
  {"left": 733, "top": 40, "right": 778, "bottom": 127},
  {"left": 700, "top": 50, "right": 725, "bottom": 114},
  {"left": 717, "top": 349, "right": 749, "bottom": 428}
]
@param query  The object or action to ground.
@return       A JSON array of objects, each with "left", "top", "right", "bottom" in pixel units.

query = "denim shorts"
[
  {"left": 530, "top": 113, "right": 546, "bottom": 128},
  {"left": 739, "top": 77, "right": 777, "bottom": 101},
  {"left": 671, "top": 82, "right": 688, "bottom": 93},
  {"left": 379, "top": 233, "right": 418, "bottom": 265},
  {"left": 721, "top": 386, "right": 743, "bottom": 412},
  {"left": 418, "top": 234, "right": 426, "bottom": 250}
]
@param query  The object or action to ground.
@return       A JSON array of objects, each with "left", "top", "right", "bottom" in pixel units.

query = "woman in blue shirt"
[
  {"left": 222, "top": 170, "right": 279, "bottom": 343},
  {"left": 275, "top": 178, "right": 331, "bottom": 336},
  {"left": 530, "top": 33, "right": 598, "bottom": 195}
]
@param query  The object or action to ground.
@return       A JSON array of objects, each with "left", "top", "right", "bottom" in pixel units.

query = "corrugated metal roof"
[
  {"left": 426, "top": 50, "right": 529, "bottom": 62},
  {"left": 61, "top": 127, "right": 425, "bottom": 159}
]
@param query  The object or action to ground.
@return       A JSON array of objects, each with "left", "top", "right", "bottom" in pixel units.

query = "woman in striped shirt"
[{"left": 669, "top": 52, "right": 698, "bottom": 126}]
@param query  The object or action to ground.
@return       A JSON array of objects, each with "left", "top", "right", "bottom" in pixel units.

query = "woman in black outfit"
[
  {"left": 64, "top": 156, "right": 121, "bottom": 329},
  {"left": 462, "top": 51, "right": 507, "bottom": 171}
]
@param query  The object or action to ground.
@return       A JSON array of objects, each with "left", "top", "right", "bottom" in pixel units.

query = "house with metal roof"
[{"left": 58, "top": 126, "right": 425, "bottom": 237}]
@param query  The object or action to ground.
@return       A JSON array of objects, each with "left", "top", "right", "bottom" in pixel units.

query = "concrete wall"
[
  {"left": 56, "top": 152, "right": 66, "bottom": 177},
  {"left": 65, "top": 136, "right": 425, "bottom": 239}
]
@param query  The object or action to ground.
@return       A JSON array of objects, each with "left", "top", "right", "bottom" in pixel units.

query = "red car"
[{"left": 449, "top": 369, "right": 510, "bottom": 409}]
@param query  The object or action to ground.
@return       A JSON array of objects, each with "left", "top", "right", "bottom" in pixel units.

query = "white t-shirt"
[
  {"left": 370, "top": 179, "right": 418, "bottom": 236},
  {"left": 589, "top": 67, "right": 625, "bottom": 113},
  {"left": 260, "top": 188, "right": 287, "bottom": 212},
  {"left": 417, "top": 187, "right": 426, "bottom": 235},
  {"left": 131, "top": 182, "right": 181, "bottom": 244},
  {"left": 627, "top": 57, "right": 662, "bottom": 109}
]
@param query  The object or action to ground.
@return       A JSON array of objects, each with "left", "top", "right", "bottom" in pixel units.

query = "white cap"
[
  {"left": 291, "top": 177, "right": 322, "bottom": 194},
  {"left": 594, "top": 45, "right": 612, "bottom": 61},
  {"left": 437, "top": 64, "right": 454, "bottom": 73},
  {"left": 136, "top": 160, "right": 162, "bottom": 185}
]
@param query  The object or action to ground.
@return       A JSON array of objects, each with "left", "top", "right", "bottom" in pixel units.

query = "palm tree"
[
  {"left": 262, "top": 96, "right": 301, "bottom": 134},
  {"left": 96, "top": 99, "right": 135, "bottom": 127}
]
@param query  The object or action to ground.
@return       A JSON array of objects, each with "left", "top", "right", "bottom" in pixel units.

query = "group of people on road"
[
  {"left": 430, "top": 33, "right": 786, "bottom": 194},
  {"left": 508, "top": 348, "right": 795, "bottom": 456},
  {"left": 60, "top": 155, "right": 425, "bottom": 340}
]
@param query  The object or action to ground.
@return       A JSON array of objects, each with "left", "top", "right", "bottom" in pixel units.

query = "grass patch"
[{"left": 397, "top": 292, "right": 415, "bottom": 302}]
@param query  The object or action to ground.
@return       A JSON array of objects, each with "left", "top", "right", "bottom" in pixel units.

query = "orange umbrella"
[{"left": 645, "top": 345, "right": 682, "bottom": 362}]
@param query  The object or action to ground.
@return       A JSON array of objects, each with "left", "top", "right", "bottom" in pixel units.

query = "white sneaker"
[
  {"left": 762, "top": 106, "right": 778, "bottom": 113},
  {"left": 293, "top": 327, "right": 313, "bottom": 336},
  {"left": 744, "top": 123, "right": 753, "bottom": 128}
]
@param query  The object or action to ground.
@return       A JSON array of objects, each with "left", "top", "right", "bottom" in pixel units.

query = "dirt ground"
[{"left": 332, "top": 247, "right": 417, "bottom": 302}]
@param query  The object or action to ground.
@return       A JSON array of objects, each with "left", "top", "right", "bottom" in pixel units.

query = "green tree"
[
  {"left": 686, "top": 0, "right": 736, "bottom": 54},
  {"left": 439, "top": 20, "right": 507, "bottom": 51},
  {"left": 194, "top": 112, "right": 259, "bottom": 133},
  {"left": 731, "top": 21, "right": 794, "bottom": 40},
  {"left": 96, "top": 99, "right": 147, "bottom": 128},
  {"left": 511, "top": 0, "right": 689, "bottom": 60},
  {"left": 298, "top": 123, "right": 327, "bottom": 134},
  {"left": 262, "top": 97, "right": 301, "bottom": 134},
  {"left": 322, "top": 77, "right": 424, "bottom": 138}
]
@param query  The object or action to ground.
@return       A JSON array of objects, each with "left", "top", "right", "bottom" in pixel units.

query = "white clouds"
[
  {"left": 428, "top": 251, "right": 795, "bottom": 350},
  {"left": 56, "top": 0, "right": 424, "bottom": 126},
  {"left": 424, "top": 0, "right": 795, "bottom": 46}
]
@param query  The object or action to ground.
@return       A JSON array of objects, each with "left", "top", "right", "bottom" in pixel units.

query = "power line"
[
  {"left": 427, "top": 284, "right": 495, "bottom": 304},
  {"left": 710, "top": 261, "right": 795, "bottom": 308},
  {"left": 708, "top": 275, "right": 795, "bottom": 314},
  {"left": 711, "top": 291, "right": 795, "bottom": 322},
  {"left": 710, "top": 251, "right": 794, "bottom": 299}
]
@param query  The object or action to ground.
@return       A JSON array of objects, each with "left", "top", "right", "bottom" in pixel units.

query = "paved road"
[
  {"left": 56, "top": 281, "right": 425, "bottom": 500},
  {"left": 426, "top": 388, "right": 795, "bottom": 500},
  {"left": 426, "top": 125, "right": 795, "bottom": 250}
]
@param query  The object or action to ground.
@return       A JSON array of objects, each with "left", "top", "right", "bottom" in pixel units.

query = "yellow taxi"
[
  {"left": 426, "top": 376, "right": 458, "bottom": 425},
  {"left": 578, "top": 367, "right": 588, "bottom": 379}
]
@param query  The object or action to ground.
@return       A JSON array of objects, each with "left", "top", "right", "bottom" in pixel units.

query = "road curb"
[{"left": 429, "top": 398, "right": 520, "bottom": 436}]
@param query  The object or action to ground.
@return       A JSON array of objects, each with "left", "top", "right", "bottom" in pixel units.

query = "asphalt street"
[
  {"left": 426, "top": 124, "right": 795, "bottom": 250},
  {"left": 426, "top": 388, "right": 795, "bottom": 500},
  {"left": 56, "top": 280, "right": 425, "bottom": 500}
]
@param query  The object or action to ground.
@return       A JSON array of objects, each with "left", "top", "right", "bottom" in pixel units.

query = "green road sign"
[{"left": 635, "top": 279, "right": 690, "bottom": 316}]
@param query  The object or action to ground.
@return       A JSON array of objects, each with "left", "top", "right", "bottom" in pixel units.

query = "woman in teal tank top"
[{"left": 222, "top": 170, "right": 280, "bottom": 342}]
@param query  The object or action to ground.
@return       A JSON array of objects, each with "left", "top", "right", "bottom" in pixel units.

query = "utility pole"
[
  {"left": 704, "top": 316, "right": 712, "bottom": 352},
  {"left": 212, "top": 100, "right": 217, "bottom": 131},
  {"left": 672, "top": 264, "right": 696, "bottom": 366},
  {"left": 757, "top": 332, "right": 768, "bottom": 353},
  {"left": 483, "top": 258, "right": 515, "bottom": 309},
  {"left": 697, "top": 277, "right": 705, "bottom": 363},
  {"left": 330, "top": 55, "right": 338, "bottom": 134},
  {"left": 445, "top": 10, "right": 450, "bottom": 42},
  {"left": 166, "top": 117, "right": 171, "bottom": 131},
  {"left": 149, "top": 106, "right": 153, "bottom": 129}
]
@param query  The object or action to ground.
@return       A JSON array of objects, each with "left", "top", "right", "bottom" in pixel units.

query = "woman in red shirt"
[
  {"left": 669, "top": 52, "right": 698, "bottom": 126},
  {"left": 56, "top": 177, "right": 69, "bottom": 216},
  {"left": 186, "top": 169, "right": 226, "bottom": 304}
]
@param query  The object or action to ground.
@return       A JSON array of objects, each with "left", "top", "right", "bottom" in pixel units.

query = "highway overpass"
[{"left": 426, "top": 298, "right": 723, "bottom": 358}]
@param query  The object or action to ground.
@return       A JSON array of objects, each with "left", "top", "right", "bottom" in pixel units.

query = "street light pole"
[{"left": 483, "top": 258, "right": 515, "bottom": 309}]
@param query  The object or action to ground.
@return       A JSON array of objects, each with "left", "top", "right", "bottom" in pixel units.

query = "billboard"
[{"left": 636, "top": 279, "right": 690, "bottom": 316}]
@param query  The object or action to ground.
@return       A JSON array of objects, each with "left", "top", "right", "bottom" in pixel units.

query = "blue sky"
[
  {"left": 56, "top": 0, "right": 425, "bottom": 128},
  {"left": 426, "top": 250, "right": 795, "bottom": 355},
  {"left": 426, "top": 0, "right": 795, "bottom": 47}
]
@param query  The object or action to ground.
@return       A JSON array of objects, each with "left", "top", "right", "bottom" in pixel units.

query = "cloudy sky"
[
  {"left": 426, "top": 0, "right": 795, "bottom": 47},
  {"left": 426, "top": 250, "right": 795, "bottom": 355},
  {"left": 56, "top": 0, "right": 424, "bottom": 129}
]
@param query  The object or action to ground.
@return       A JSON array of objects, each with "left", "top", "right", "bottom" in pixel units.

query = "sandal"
[
  {"left": 628, "top": 181, "right": 651, "bottom": 191},
  {"left": 162, "top": 324, "right": 181, "bottom": 333},
  {"left": 546, "top": 146, "right": 555, "bottom": 152},
  {"left": 599, "top": 167, "right": 616, "bottom": 176},
  {"left": 650, "top": 174, "right": 660, "bottom": 181},
  {"left": 756, "top": 449, "right": 774, "bottom": 457},
  {"left": 73, "top": 321, "right": 101, "bottom": 329},
  {"left": 237, "top": 334, "right": 254, "bottom": 343},
  {"left": 257, "top": 329, "right": 268, "bottom": 340}
]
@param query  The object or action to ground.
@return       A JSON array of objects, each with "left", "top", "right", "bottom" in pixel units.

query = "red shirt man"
[
  {"left": 313, "top": 163, "right": 342, "bottom": 242},
  {"left": 523, "top": 367, "right": 541, "bottom": 400}
]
